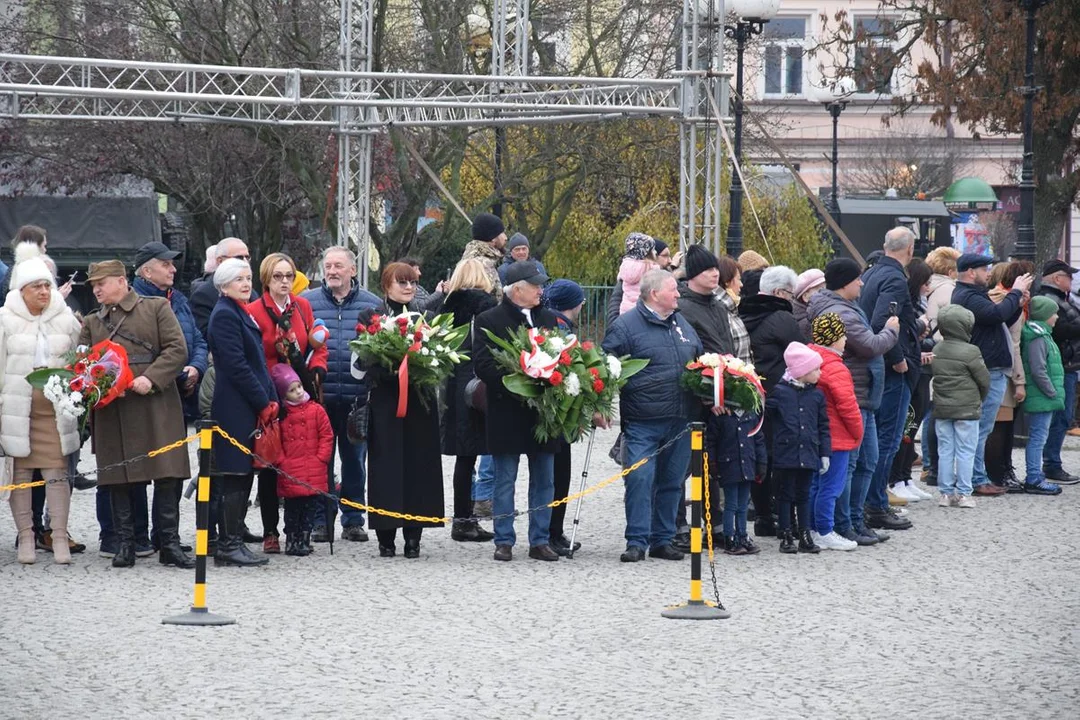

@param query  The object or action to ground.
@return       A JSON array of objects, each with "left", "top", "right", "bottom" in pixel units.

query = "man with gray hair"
[
  {"left": 191, "top": 237, "right": 254, "bottom": 338},
  {"left": 302, "top": 246, "right": 382, "bottom": 542},
  {"left": 603, "top": 269, "right": 702, "bottom": 562},
  {"left": 857, "top": 227, "right": 921, "bottom": 530},
  {"left": 738, "top": 264, "right": 804, "bottom": 537}
]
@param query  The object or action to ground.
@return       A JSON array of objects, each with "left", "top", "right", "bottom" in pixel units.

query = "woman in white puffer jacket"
[{"left": 1, "top": 247, "right": 81, "bottom": 564}]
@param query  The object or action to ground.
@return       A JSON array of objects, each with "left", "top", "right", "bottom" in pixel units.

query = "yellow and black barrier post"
[
  {"left": 662, "top": 421, "right": 730, "bottom": 620},
  {"left": 163, "top": 420, "right": 235, "bottom": 627}
]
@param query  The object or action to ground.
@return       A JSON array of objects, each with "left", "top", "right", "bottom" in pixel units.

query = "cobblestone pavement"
[{"left": 2, "top": 426, "right": 1078, "bottom": 719}]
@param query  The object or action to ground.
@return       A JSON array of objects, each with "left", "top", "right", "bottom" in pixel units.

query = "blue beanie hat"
[{"left": 543, "top": 279, "right": 585, "bottom": 312}]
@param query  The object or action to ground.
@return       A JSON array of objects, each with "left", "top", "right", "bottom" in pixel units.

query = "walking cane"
[{"left": 567, "top": 427, "right": 597, "bottom": 560}]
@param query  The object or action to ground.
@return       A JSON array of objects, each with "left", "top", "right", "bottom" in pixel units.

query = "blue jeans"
[
  {"left": 722, "top": 481, "right": 751, "bottom": 537},
  {"left": 473, "top": 456, "right": 495, "bottom": 501},
  {"left": 1026, "top": 411, "right": 1054, "bottom": 485},
  {"left": 492, "top": 453, "right": 554, "bottom": 548},
  {"left": 973, "top": 370, "right": 1008, "bottom": 487},
  {"left": 936, "top": 418, "right": 979, "bottom": 496},
  {"left": 921, "top": 402, "right": 936, "bottom": 472},
  {"left": 810, "top": 450, "right": 850, "bottom": 535},
  {"left": 319, "top": 401, "right": 368, "bottom": 529},
  {"left": 1043, "top": 370, "right": 1077, "bottom": 472},
  {"left": 834, "top": 440, "right": 859, "bottom": 534},
  {"left": 868, "top": 372, "right": 910, "bottom": 512},
  {"left": 622, "top": 417, "right": 691, "bottom": 550},
  {"left": 849, "top": 410, "right": 878, "bottom": 529}
]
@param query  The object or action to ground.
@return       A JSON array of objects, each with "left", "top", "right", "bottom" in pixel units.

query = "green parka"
[
  {"left": 931, "top": 304, "right": 990, "bottom": 420},
  {"left": 1020, "top": 296, "right": 1065, "bottom": 414}
]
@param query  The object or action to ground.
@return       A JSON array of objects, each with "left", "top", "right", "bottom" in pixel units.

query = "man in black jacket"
[
  {"left": 191, "top": 237, "right": 256, "bottom": 339},
  {"left": 952, "top": 253, "right": 1032, "bottom": 495},
  {"left": 1036, "top": 259, "right": 1080, "bottom": 484},
  {"left": 858, "top": 227, "right": 920, "bottom": 529}
]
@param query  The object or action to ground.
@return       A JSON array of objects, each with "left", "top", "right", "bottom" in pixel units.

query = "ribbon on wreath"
[
  {"left": 395, "top": 316, "right": 424, "bottom": 418},
  {"left": 702, "top": 355, "right": 768, "bottom": 436}
]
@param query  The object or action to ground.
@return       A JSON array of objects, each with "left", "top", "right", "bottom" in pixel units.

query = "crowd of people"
[{"left": 3, "top": 218, "right": 1077, "bottom": 568}]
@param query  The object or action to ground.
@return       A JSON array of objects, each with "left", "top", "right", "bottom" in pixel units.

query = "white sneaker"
[
  {"left": 937, "top": 494, "right": 952, "bottom": 507},
  {"left": 907, "top": 483, "right": 934, "bottom": 500},
  {"left": 956, "top": 495, "right": 977, "bottom": 509},
  {"left": 817, "top": 531, "right": 858, "bottom": 551},
  {"left": 896, "top": 483, "right": 925, "bottom": 502}
]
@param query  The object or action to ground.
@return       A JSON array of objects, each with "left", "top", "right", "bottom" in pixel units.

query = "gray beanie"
[{"left": 507, "top": 233, "right": 529, "bottom": 251}]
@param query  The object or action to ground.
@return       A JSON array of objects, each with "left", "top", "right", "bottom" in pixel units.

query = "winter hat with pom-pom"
[{"left": 11, "top": 241, "right": 55, "bottom": 290}]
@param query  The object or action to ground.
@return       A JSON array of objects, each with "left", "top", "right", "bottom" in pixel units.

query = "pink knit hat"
[
  {"left": 794, "top": 268, "right": 826, "bottom": 300},
  {"left": 784, "top": 342, "right": 823, "bottom": 380},
  {"left": 270, "top": 363, "right": 308, "bottom": 404}
]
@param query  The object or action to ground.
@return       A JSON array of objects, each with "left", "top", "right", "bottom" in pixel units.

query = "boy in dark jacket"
[
  {"left": 766, "top": 343, "right": 831, "bottom": 554},
  {"left": 931, "top": 305, "right": 990, "bottom": 507}
]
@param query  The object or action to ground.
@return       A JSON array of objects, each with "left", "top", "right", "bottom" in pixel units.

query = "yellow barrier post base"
[
  {"left": 163, "top": 607, "right": 236, "bottom": 627},
  {"left": 661, "top": 423, "right": 730, "bottom": 621}
]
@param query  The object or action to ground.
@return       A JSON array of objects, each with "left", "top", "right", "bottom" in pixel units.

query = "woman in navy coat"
[{"left": 207, "top": 259, "right": 276, "bottom": 567}]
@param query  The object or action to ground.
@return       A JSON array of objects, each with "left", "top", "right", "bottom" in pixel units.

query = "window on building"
[
  {"left": 853, "top": 16, "right": 898, "bottom": 95},
  {"left": 763, "top": 18, "right": 807, "bottom": 96}
]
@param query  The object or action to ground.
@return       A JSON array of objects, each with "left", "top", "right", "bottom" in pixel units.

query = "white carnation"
[
  {"left": 547, "top": 337, "right": 565, "bottom": 352},
  {"left": 699, "top": 353, "right": 722, "bottom": 368},
  {"left": 606, "top": 355, "right": 622, "bottom": 379},
  {"left": 420, "top": 347, "right": 430, "bottom": 355},
  {"left": 70, "top": 391, "right": 83, "bottom": 404},
  {"left": 564, "top": 372, "right": 581, "bottom": 397}
]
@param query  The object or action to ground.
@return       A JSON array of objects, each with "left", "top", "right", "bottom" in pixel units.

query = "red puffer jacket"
[
  {"left": 276, "top": 400, "right": 334, "bottom": 498},
  {"left": 811, "top": 344, "right": 864, "bottom": 451}
]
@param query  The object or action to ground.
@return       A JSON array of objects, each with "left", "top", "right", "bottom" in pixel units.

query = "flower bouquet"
[
  {"left": 349, "top": 311, "right": 468, "bottom": 417},
  {"left": 483, "top": 326, "right": 648, "bottom": 443},
  {"left": 681, "top": 353, "right": 766, "bottom": 431},
  {"left": 25, "top": 340, "right": 136, "bottom": 432}
]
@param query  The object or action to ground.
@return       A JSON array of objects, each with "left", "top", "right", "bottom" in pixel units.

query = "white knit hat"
[{"left": 10, "top": 242, "right": 56, "bottom": 290}]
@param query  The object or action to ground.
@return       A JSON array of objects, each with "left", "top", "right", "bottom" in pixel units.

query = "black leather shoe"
[
  {"left": 739, "top": 535, "right": 761, "bottom": 555},
  {"left": 159, "top": 543, "right": 195, "bottom": 568},
  {"left": 493, "top": 544, "right": 512, "bottom": 561},
  {"left": 341, "top": 526, "right": 369, "bottom": 542},
  {"left": 528, "top": 544, "right": 559, "bottom": 561},
  {"left": 310, "top": 525, "right": 330, "bottom": 543},
  {"left": 378, "top": 544, "right": 396, "bottom": 558},
  {"left": 620, "top": 546, "right": 646, "bottom": 563},
  {"left": 840, "top": 527, "right": 878, "bottom": 547},
  {"left": 672, "top": 531, "right": 691, "bottom": 553},
  {"left": 648, "top": 544, "right": 685, "bottom": 560},
  {"left": 403, "top": 539, "right": 420, "bottom": 559},
  {"left": 865, "top": 510, "right": 912, "bottom": 531},
  {"left": 451, "top": 518, "right": 495, "bottom": 542},
  {"left": 112, "top": 542, "right": 135, "bottom": 568},
  {"left": 778, "top": 531, "right": 797, "bottom": 554},
  {"left": 1002, "top": 468, "right": 1025, "bottom": 493},
  {"left": 798, "top": 529, "right": 821, "bottom": 554},
  {"left": 1043, "top": 467, "right": 1080, "bottom": 485},
  {"left": 549, "top": 533, "right": 581, "bottom": 555},
  {"left": 855, "top": 523, "right": 890, "bottom": 542},
  {"left": 723, "top": 535, "right": 746, "bottom": 556}
]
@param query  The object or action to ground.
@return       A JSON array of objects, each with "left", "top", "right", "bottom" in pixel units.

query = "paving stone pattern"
[{"left": 2, "top": 427, "right": 1078, "bottom": 718}]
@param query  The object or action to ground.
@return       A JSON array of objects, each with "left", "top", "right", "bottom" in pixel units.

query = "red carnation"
[
  {"left": 592, "top": 379, "right": 605, "bottom": 393},
  {"left": 367, "top": 324, "right": 379, "bottom": 334},
  {"left": 399, "top": 326, "right": 408, "bottom": 337},
  {"left": 588, "top": 367, "right": 600, "bottom": 379},
  {"left": 414, "top": 330, "right": 424, "bottom": 341},
  {"left": 70, "top": 377, "right": 86, "bottom": 392},
  {"left": 535, "top": 335, "right": 547, "bottom": 344},
  {"left": 558, "top": 351, "right": 571, "bottom": 367},
  {"left": 356, "top": 324, "right": 368, "bottom": 334},
  {"left": 90, "top": 365, "right": 106, "bottom": 379},
  {"left": 582, "top": 341, "right": 593, "bottom": 350},
  {"left": 549, "top": 370, "right": 564, "bottom": 386},
  {"left": 396, "top": 316, "right": 409, "bottom": 326},
  {"left": 73, "top": 362, "right": 87, "bottom": 374}
]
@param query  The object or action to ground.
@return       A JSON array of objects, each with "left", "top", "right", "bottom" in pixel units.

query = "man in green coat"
[
  {"left": 931, "top": 305, "right": 990, "bottom": 507},
  {"left": 1020, "top": 296, "right": 1066, "bottom": 495}
]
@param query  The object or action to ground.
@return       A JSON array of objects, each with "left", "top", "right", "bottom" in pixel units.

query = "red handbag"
[{"left": 251, "top": 418, "right": 284, "bottom": 469}]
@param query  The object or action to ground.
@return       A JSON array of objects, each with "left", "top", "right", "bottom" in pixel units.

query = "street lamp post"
[
  {"left": 1015, "top": 0, "right": 1049, "bottom": 261},
  {"left": 810, "top": 78, "right": 856, "bottom": 256},
  {"left": 724, "top": 0, "right": 780, "bottom": 259}
]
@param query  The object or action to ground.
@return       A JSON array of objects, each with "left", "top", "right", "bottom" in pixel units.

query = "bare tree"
[{"left": 843, "top": 126, "right": 970, "bottom": 198}]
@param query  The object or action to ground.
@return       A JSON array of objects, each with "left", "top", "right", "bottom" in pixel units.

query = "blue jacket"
[
  {"left": 602, "top": 299, "right": 702, "bottom": 421},
  {"left": 765, "top": 378, "right": 831, "bottom": 471},
  {"left": 133, "top": 278, "right": 208, "bottom": 375},
  {"left": 302, "top": 281, "right": 382, "bottom": 406},
  {"left": 207, "top": 296, "right": 276, "bottom": 475},
  {"left": 952, "top": 281, "right": 1024, "bottom": 371},
  {"left": 706, "top": 411, "right": 766, "bottom": 485},
  {"left": 858, "top": 256, "right": 919, "bottom": 372}
]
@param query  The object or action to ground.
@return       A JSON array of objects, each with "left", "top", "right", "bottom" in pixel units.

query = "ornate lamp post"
[
  {"left": 723, "top": 0, "right": 780, "bottom": 258},
  {"left": 1015, "top": 0, "right": 1049, "bottom": 261},
  {"left": 809, "top": 77, "right": 856, "bottom": 255}
]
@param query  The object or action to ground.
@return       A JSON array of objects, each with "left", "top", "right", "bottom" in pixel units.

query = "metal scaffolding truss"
[{"left": 0, "top": 0, "right": 729, "bottom": 265}]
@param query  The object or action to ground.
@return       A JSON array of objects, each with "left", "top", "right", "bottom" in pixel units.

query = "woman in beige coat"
[{"left": 0, "top": 252, "right": 81, "bottom": 564}]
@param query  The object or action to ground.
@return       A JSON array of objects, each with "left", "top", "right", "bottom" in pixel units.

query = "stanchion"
[
  {"left": 163, "top": 420, "right": 235, "bottom": 627},
  {"left": 662, "top": 421, "right": 730, "bottom": 620}
]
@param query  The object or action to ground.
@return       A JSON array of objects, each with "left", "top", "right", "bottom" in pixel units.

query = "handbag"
[
  {"left": 465, "top": 377, "right": 487, "bottom": 413},
  {"left": 251, "top": 417, "right": 284, "bottom": 469},
  {"left": 346, "top": 394, "right": 370, "bottom": 444}
]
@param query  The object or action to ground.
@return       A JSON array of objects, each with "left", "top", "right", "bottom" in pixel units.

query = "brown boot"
[
  {"left": 45, "top": 478, "right": 71, "bottom": 564},
  {"left": 9, "top": 488, "right": 36, "bottom": 564}
]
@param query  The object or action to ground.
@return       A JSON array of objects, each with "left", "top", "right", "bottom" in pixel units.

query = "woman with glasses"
[
  {"left": 359, "top": 262, "right": 444, "bottom": 558},
  {"left": 247, "top": 252, "right": 328, "bottom": 554}
]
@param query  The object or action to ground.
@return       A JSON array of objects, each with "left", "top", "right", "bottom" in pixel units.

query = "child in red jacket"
[
  {"left": 809, "top": 313, "right": 864, "bottom": 552},
  {"left": 271, "top": 364, "right": 333, "bottom": 557}
]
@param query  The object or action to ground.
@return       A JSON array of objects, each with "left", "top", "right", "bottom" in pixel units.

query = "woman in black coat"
[
  {"left": 362, "top": 262, "right": 445, "bottom": 559},
  {"left": 207, "top": 259, "right": 275, "bottom": 567},
  {"left": 439, "top": 260, "right": 497, "bottom": 543}
]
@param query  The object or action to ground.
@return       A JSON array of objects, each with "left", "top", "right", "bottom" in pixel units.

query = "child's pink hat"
[
  {"left": 270, "top": 363, "right": 303, "bottom": 400},
  {"left": 784, "top": 342, "right": 823, "bottom": 379}
]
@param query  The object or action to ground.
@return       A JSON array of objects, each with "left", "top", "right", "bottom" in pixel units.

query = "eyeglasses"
[
  {"left": 776, "top": 288, "right": 794, "bottom": 299},
  {"left": 272, "top": 272, "right": 296, "bottom": 282},
  {"left": 395, "top": 279, "right": 418, "bottom": 287}
]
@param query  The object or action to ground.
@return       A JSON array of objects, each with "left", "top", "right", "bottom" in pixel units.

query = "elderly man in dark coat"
[
  {"left": 80, "top": 260, "right": 194, "bottom": 569},
  {"left": 473, "top": 260, "right": 562, "bottom": 562}
]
